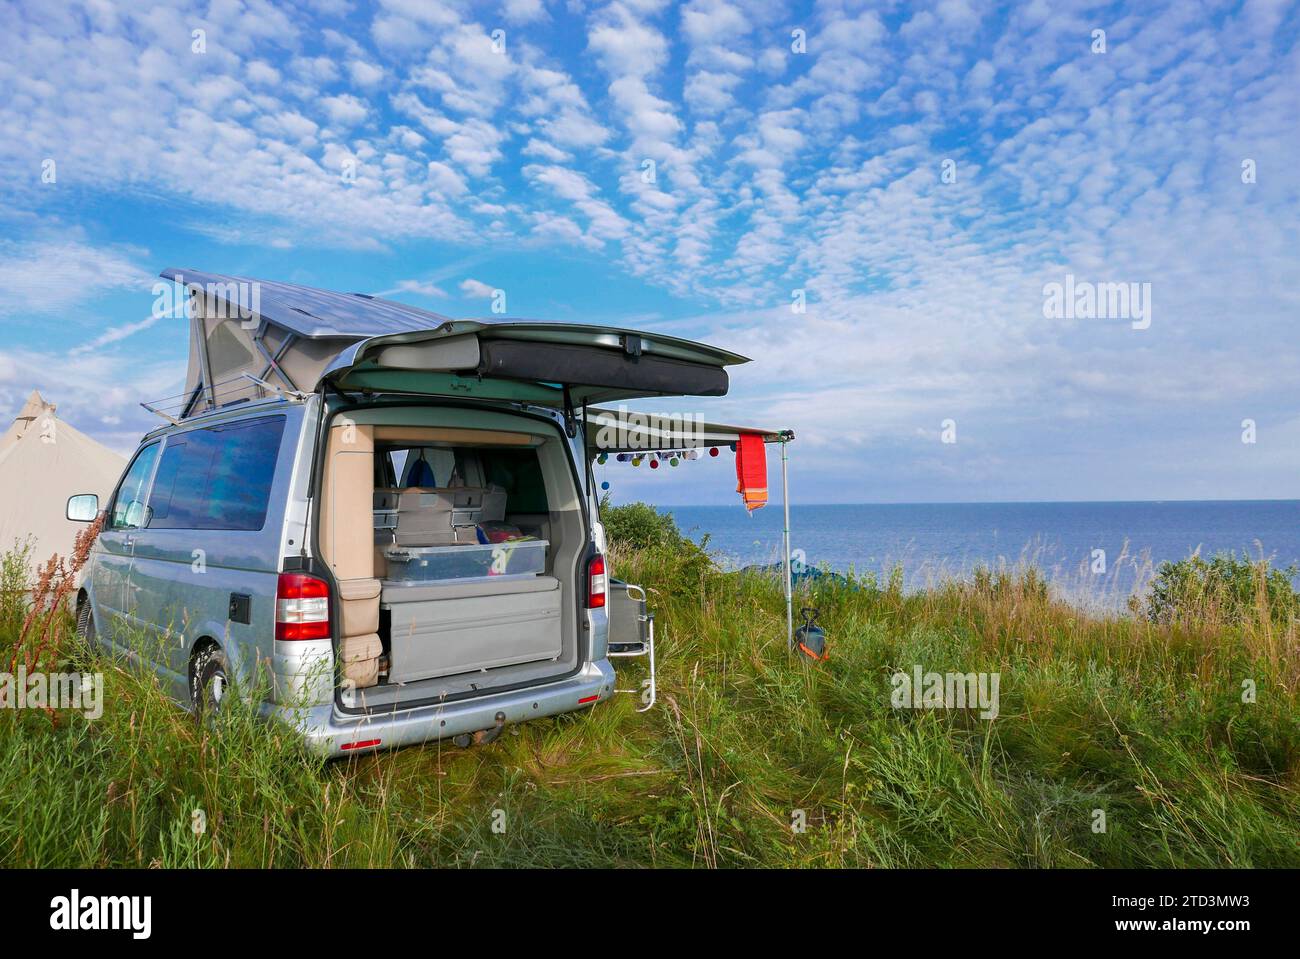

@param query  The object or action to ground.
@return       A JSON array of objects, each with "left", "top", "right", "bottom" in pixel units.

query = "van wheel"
[{"left": 190, "top": 646, "right": 230, "bottom": 717}]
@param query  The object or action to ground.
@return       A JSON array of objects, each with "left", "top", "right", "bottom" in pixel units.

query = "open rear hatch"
[{"left": 319, "top": 321, "right": 746, "bottom": 409}]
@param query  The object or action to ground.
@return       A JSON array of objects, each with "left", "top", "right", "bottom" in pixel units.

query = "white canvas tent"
[{"left": 0, "top": 391, "right": 126, "bottom": 572}]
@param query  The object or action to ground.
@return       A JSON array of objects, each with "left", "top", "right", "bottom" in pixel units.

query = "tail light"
[
  {"left": 276, "top": 572, "right": 331, "bottom": 641},
  {"left": 586, "top": 553, "right": 607, "bottom": 609}
]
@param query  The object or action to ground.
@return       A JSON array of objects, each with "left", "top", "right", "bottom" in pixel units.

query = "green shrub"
[
  {"left": 1145, "top": 552, "right": 1300, "bottom": 626},
  {"left": 600, "top": 498, "right": 686, "bottom": 551},
  {"left": 600, "top": 497, "right": 716, "bottom": 598}
]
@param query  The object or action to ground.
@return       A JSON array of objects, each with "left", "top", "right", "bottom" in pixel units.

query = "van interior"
[{"left": 317, "top": 405, "right": 587, "bottom": 708}]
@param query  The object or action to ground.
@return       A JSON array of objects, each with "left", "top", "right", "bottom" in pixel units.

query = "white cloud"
[
  {"left": 380, "top": 279, "right": 449, "bottom": 298},
  {"left": 502, "top": 0, "right": 548, "bottom": 25},
  {"left": 588, "top": 3, "right": 669, "bottom": 78},
  {"left": 321, "top": 94, "right": 369, "bottom": 126},
  {"left": 348, "top": 60, "right": 385, "bottom": 89},
  {"left": 459, "top": 277, "right": 497, "bottom": 298},
  {"left": 1, "top": 0, "right": 1298, "bottom": 499},
  {"left": 0, "top": 241, "right": 149, "bottom": 315},
  {"left": 69, "top": 314, "right": 163, "bottom": 355}
]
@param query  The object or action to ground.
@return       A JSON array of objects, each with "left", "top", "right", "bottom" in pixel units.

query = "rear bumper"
[{"left": 270, "top": 659, "right": 616, "bottom": 757}]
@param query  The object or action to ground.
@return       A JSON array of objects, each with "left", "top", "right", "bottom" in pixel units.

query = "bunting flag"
[{"left": 734, "top": 433, "right": 768, "bottom": 512}]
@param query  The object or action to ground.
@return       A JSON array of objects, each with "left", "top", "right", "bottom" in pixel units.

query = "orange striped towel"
[{"left": 734, "top": 433, "right": 768, "bottom": 512}]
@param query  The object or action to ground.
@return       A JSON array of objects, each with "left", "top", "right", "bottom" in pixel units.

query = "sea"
[{"left": 665, "top": 500, "right": 1300, "bottom": 607}]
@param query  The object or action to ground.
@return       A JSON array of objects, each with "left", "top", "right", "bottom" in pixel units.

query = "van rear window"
[{"left": 147, "top": 416, "right": 286, "bottom": 531}]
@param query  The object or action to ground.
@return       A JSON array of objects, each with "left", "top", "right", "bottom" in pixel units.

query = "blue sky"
[{"left": 1, "top": 0, "right": 1298, "bottom": 504}]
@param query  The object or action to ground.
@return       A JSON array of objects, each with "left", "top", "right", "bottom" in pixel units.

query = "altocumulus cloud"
[{"left": 0, "top": 0, "right": 1297, "bottom": 501}]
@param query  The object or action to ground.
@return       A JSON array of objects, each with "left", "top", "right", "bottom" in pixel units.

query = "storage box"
[
  {"left": 382, "top": 539, "right": 548, "bottom": 583},
  {"left": 384, "top": 578, "right": 562, "bottom": 683}
]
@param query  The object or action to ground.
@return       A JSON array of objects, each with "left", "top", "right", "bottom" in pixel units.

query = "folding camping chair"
[{"left": 607, "top": 579, "right": 656, "bottom": 712}]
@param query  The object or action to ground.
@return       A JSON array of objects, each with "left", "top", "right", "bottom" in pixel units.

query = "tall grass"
[{"left": 0, "top": 515, "right": 1296, "bottom": 868}]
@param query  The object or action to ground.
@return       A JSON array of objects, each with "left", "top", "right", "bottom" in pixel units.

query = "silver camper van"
[{"left": 67, "top": 269, "right": 747, "bottom": 756}]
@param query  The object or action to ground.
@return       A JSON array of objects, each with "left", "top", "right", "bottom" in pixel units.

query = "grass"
[{"left": 0, "top": 517, "right": 1297, "bottom": 868}]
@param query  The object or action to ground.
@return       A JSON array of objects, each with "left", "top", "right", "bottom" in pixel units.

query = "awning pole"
[{"left": 782, "top": 438, "right": 793, "bottom": 651}]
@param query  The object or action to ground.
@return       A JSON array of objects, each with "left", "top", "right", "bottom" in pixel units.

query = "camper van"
[{"left": 65, "top": 270, "right": 748, "bottom": 756}]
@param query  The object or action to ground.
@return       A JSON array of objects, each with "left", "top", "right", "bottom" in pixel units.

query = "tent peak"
[{"left": 15, "top": 389, "right": 54, "bottom": 419}]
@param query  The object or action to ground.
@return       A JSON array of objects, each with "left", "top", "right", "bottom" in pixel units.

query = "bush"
[
  {"left": 599, "top": 498, "right": 715, "bottom": 597},
  {"left": 599, "top": 498, "right": 686, "bottom": 551},
  {"left": 1145, "top": 552, "right": 1300, "bottom": 626}
]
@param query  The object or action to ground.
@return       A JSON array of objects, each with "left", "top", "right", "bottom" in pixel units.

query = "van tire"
[{"left": 190, "top": 645, "right": 230, "bottom": 718}]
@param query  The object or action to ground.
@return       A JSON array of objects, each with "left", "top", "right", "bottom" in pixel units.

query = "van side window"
[
  {"left": 147, "top": 416, "right": 286, "bottom": 531},
  {"left": 109, "top": 442, "right": 161, "bottom": 530}
]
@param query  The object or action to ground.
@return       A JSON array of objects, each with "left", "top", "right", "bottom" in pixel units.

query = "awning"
[
  {"left": 583, "top": 406, "right": 792, "bottom": 453},
  {"left": 584, "top": 405, "right": 798, "bottom": 652}
]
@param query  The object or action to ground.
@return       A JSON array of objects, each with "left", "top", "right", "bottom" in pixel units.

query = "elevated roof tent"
[{"left": 160, "top": 268, "right": 748, "bottom": 421}]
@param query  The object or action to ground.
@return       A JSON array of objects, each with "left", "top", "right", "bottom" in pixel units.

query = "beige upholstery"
[
  {"left": 390, "top": 483, "right": 508, "bottom": 546},
  {"left": 337, "top": 577, "right": 381, "bottom": 636},
  {"left": 393, "top": 488, "right": 457, "bottom": 545},
  {"left": 319, "top": 422, "right": 382, "bottom": 687},
  {"left": 393, "top": 487, "right": 486, "bottom": 545},
  {"left": 320, "top": 422, "right": 375, "bottom": 581},
  {"left": 340, "top": 633, "right": 383, "bottom": 688}
]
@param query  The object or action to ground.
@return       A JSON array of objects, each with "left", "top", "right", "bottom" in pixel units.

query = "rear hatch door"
[{"left": 320, "top": 321, "right": 748, "bottom": 406}]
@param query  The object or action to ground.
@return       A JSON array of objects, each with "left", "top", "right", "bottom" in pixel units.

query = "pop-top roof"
[
  {"left": 160, "top": 267, "right": 455, "bottom": 338},
  {"left": 160, "top": 268, "right": 750, "bottom": 418}
]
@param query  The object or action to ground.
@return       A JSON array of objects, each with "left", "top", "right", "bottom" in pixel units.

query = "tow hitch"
[{"left": 452, "top": 711, "right": 507, "bottom": 748}]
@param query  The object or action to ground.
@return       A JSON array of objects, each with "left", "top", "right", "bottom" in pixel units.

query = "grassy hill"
[{"left": 1, "top": 507, "right": 1297, "bottom": 868}]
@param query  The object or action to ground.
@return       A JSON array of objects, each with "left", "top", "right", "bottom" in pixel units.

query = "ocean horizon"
[{"left": 659, "top": 499, "right": 1300, "bottom": 605}]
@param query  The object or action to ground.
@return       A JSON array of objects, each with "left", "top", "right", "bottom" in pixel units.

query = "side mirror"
[{"left": 66, "top": 493, "right": 100, "bottom": 522}]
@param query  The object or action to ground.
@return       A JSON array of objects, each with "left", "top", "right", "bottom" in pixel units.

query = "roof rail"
[{"left": 139, "top": 374, "right": 307, "bottom": 425}]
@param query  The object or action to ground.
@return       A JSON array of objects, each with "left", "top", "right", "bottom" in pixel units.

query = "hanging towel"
[{"left": 734, "top": 433, "right": 768, "bottom": 512}]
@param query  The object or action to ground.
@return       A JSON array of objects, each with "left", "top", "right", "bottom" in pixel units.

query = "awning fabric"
[{"left": 583, "top": 407, "right": 790, "bottom": 453}]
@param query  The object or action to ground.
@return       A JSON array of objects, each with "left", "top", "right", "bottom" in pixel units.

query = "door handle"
[{"left": 123, "top": 534, "right": 135, "bottom": 548}]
